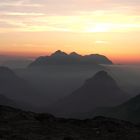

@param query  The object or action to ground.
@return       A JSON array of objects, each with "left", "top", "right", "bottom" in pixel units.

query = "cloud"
[
  {"left": 95, "top": 40, "right": 109, "bottom": 44},
  {"left": 0, "top": 0, "right": 43, "bottom": 7},
  {"left": 1, "top": 12, "right": 45, "bottom": 16},
  {"left": 1, "top": 0, "right": 140, "bottom": 15},
  {"left": 0, "top": 0, "right": 140, "bottom": 32}
]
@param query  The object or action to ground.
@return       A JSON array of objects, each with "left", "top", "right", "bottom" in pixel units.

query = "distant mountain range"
[
  {"left": 50, "top": 71, "right": 129, "bottom": 118},
  {"left": 29, "top": 50, "right": 113, "bottom": 67},
  {"left": 1, "top": 65, "right": 139, "bottom": 124}
]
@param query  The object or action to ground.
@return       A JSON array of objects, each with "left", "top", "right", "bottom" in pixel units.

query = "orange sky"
[{"left": 0, "top": 0, "right": 140, "bottom": 64}]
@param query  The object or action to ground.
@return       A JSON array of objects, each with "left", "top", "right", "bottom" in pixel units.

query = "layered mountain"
[
  {"left": 29, "top": 50, "right": 113, "bottom": 67},
  {"left": 0, "top": 94, "right": 18, "bottom": 107},
  {"left": 0, "top": 66, "right": 40, "bottom": 110},
  {"left": 0, "top": 105, "right": 139, "bottom": 140},
  {"left": 0, "top": 66, "right": 31, "bottom": 97},
  {"left": 51, "top": 71, "right": 129, "bottom": 118},
  {"left": 91, "top": 93, "right": 140, "bottom": 123}
]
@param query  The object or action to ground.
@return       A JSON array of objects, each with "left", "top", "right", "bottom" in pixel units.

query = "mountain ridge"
[
  {"left": 0, "top": 66, "right": 41, "bottom": 111},
  {"left": 29, "top": 50, "right": 113, "bottom": 67},
  {"left": 91, "top": 92, "right": 140, "bottom": 123}
]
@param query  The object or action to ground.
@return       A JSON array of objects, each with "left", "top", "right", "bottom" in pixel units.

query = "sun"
[{"left": 86, "top": 23, "right": 111, "bottom": 32}]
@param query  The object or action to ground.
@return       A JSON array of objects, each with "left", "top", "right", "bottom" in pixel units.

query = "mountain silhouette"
[
  {"left": 51, "top": 50, "right": 68, "bottom": 57},
  {"left": 0, "top": 66, "right": 31, "bottom": 97},
  {"left": 69, "top": 52, "right": 81, "bottom": 57},
  {"left": 51, "top": 71, "right": 129, "bottom": 118},
  {"left": 29, "top": 50, "right": 113, "bottom": 67},
  {"left": 0, "top": 94, "right": 18, "bottom": 107},
  {"left": 92, "top": 93, "right": 140, "bottom": 123},
  {"left": 0, "top": 66, "right": 40, "bottom": 110},
  {"left": 84, "top": 54, "right": 113, "bottom": 65}
]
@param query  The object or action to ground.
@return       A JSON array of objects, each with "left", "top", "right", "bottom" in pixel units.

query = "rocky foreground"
[{"left": 0, "top": 105, "right": 140, "bottom": 140}]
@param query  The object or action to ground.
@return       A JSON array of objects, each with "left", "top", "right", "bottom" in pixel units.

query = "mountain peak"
[
  {"left": 69, "top": 52, "right": 81, "bottom": 57},
  {"left": 0, "top": 66, "right": 13, "bottom": 72},
  {"left": 84, "top": 71, "right": 118, "bottom": 92},
  {"left": 29, "top": 51, "right": 113, "bottom": 67},
  {"left": 0, "top": 66, "right": 15, "bottom": 77},
  {"left": 86, "top": 71, "right": 110, "bottom": 83},
  {"left": 93, "top": 70, "right": 108, "bottom": 78},
  {"left": 51, "top": 50, "right": 68, "bottom": 57},
  {"left": 52, "top": 70, "right": 128, "bottom": 118}
]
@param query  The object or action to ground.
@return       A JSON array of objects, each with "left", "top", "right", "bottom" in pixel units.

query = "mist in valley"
[
  {"left": 0, "top": 52, "right": 140, "bottom": 139},
  {"left": 104, "top": 64, "right": 140, "bottom": 96},
  {"left": 0, "top": 53, "right": 140, "bottom": 111}
]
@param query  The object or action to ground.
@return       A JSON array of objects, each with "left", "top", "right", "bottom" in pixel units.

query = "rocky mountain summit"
[
  {"left": 51, "top": 71, "right": 129, "bottom": 118},
  {"left": 29, "top": 50, "right": 113, "bottom": 67}
]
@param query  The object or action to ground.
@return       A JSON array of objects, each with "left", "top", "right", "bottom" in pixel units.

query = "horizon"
[
  {"left": 0, "top": 49, "right": 140, "bottom": 65},
  {"left": 0, "top": 0, "right": 140, "bottom": 64}
]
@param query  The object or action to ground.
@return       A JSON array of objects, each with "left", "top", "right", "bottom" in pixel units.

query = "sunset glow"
[{"left": 0, "top": 0, "right": 140, "bottom": 64}]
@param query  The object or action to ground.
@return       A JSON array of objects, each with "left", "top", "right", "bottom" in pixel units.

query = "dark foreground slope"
[{"left": 0, "top": 105, "right": 140, "bottom": 140}]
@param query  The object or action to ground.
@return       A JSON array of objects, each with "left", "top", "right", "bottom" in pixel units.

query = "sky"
[{"left": 0, "top": 0, "right": 140, "bottom": 64}]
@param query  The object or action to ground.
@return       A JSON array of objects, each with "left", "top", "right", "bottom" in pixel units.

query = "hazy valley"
[{"left": 0, "top": 51, "right": 140, "bottom": 139}]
